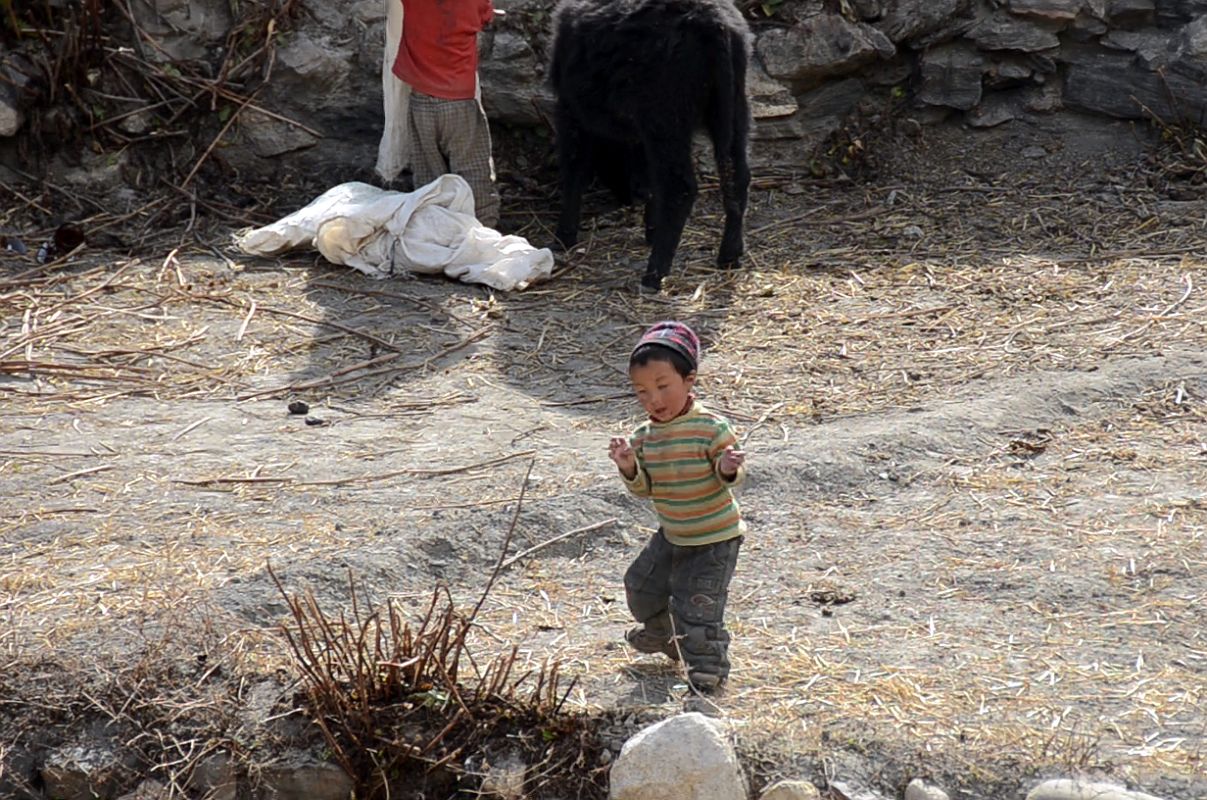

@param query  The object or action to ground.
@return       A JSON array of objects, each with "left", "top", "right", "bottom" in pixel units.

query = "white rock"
[
  {"left": 759, "top": 779, "right": 821, "bottom": 800},
  {"left": 117, "top": 779, "right": 169, "bottom": 800},
  {"left": 609, "top": 713, "right": 746, "bottom": 800},
  {"left": 830, "top": 780, "right": 889, "bottom": 800},
  {"left": 905, "top": 778, "right": 950, "bottom": 800},
  {"left": 480, "top": 753, "right": 527, "bottom": 800},
  {"left": 1025, "top": 778, "right": 1169, "bottom": 800},
  {"left": 0, "top": 92, "right": 24, "bottom": 137}
]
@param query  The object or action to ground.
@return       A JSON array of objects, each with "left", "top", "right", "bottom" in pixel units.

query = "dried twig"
[{"left": 500, "top": 518, "right": 618, "bottom": 569}]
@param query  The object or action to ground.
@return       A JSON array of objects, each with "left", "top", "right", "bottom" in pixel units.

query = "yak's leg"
[
  {"left": 709, "top": 39, "right": 751, "bottom": 269},
  {"left": 553, "top": 107, "right": 592, "bottom": 251},
  {"left": 714, "top": 141, "right": 750, "bottom": 268},
  {"left": 641, "top": 133, "right": 698, "bottom": 291}
]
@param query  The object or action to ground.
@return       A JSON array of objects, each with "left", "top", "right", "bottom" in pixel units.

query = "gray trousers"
[
  {"left": 624, "top": 529, "right": 742, "bottom": 681},
  {"left": 407, "top": 91, "right": 500, "bottom": 228}
]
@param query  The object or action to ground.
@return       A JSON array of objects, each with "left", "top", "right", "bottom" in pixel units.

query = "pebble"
[
  {"left": 1025, "top": 778, "right": 1169, "bottom": 800},
  {"left": 905, "top": 778, "right": 950, "bottom": 800}
]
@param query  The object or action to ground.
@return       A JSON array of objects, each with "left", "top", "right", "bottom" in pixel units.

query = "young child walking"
[
  {"left": 392, "top": 0, "right": 501, "bottom": 227},
  {"left": 608, "top": 321, "right": 746, "bottom": 693}
]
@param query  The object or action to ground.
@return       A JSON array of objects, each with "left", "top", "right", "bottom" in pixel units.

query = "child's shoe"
[
  {"left": 625, "top": 625, "right": 682, "bottom": 661},
  {"left": 687, "top": 669, "right": 724, "bottom": 694}
]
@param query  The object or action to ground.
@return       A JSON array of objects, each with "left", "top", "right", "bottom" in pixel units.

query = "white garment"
[
  {"left": 234, "top": 177, "right": 553, "bottom": 292},
  {"left": 375, "top": 0, "right": 410, "bottom": 181}
]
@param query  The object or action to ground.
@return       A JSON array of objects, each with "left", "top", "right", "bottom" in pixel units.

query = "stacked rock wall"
[{"left": 1, "top": 0, "right": 1204, "bottom": 180}]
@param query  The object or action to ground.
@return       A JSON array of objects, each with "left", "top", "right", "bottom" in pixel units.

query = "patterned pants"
[
  {"left": 407, "top": 91, "right": 500, "bottom": 228},
  {"left": 624, "top": 529, "right": 742, "bottom": 682}
]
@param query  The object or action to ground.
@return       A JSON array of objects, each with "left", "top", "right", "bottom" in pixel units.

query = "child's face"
[{"left": 630, "top": 360, "right": 695, "bottom": 422}]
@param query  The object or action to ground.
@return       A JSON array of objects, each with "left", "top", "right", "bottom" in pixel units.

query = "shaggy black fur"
[{"left": 549, "top": 0, "right": 753, "bottom": 290}]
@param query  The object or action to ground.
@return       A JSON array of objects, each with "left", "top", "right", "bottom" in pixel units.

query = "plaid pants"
[{"left": 407, "top": 91, "right": 500, "bottom": 228}]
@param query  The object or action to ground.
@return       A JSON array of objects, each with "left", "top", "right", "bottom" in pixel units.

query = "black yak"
[{"left": 549, "top": 0, "right": 753, "bottom": 291}]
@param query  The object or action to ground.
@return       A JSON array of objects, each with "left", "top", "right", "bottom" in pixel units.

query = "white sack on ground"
[{"left": 234, "top": 177, "right": 554, "bottom": 292}]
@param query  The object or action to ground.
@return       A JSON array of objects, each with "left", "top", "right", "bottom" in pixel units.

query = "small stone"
[
  {"left": 304, "top": 416, "right": 327, "bottom": 426},
  {"left": 830, "top": 780, "right": 890, "bottom": 800},
  {"left": 188, "top": 752, "right": 237, "bottom": 800},
  {"left": 902, "top": 225, "right": 924, "bottom": 239},
  {"left": 1007, "top": 0, "right": 1082, "bottom": 20},
  {"left": 1025, "top": 778, "right": 1169, "bottom": 800},
  {"left": 41, "top": 744, "right": 123, "bottom": 800},
  {"left": 1022, "top": 145, "right": 1048, "bottom": 159},
  {"left": 257, "top": 759, "right": 353, "bottom": 800},
  {"left": 0, "top": 91, "right": 24, "bottom": 137},
  {"left": 287, "top": 400, "right": 309, "bottom": 415},
  {"left": 760, "top": 778, "right": 822, "bottom": 800},
  {"left": 480, "top": 753, "right": 527, "bottom": 800},
  {"left": 917, "top": 43, "right": 985, "bottom": 111},
  {"left": 117, "top": 779, "right": 169, "bottom": 800},
  {"left": 905, "top": 778, "right": 950, "bottom": 800}
]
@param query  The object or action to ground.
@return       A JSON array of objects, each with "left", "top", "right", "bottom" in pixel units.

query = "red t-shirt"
[{"left": 392, "top": 0, "right": 494, "bottom": 100}]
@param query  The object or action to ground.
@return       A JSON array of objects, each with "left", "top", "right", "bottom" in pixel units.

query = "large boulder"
[
  {"left": 875, "top": 0, "right": 969, "bottom": 45},
  {"left": 757, "top": 14, "right": 895, "bottom": 92},
  {"left": 966, "top": 10, "right": 1062, "bottom": 51},
  {"left": 479, "top": 29, "right": 553, "bottom": 125},
  {"left": 1155, "top": 0, "right": 1207, "bottom": 26},
  {"left": 753, "top": 79, "right": 867, "bottom": 144},
  {"left": 1062, "top": 41, "right": 1207, "bottom": 119},
  {"left": 129, "top": 0, "right": 233, "bottom": 61}
]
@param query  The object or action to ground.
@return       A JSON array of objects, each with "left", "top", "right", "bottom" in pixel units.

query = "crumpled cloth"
[{"left": 234, "top": 176, "right": 553, "bottom": 292}]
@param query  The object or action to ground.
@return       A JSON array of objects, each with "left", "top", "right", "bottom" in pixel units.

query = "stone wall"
[{"left": 1, "top": 0, "right": 1205, "bottom": 181}]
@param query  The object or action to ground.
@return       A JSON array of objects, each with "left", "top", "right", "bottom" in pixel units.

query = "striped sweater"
[{"left": 621, "top": 401, "right": 746, "bottom": 546}]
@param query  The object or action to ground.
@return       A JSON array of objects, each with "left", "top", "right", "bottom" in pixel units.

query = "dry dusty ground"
[{"left": 2, "top": 114, "right": 1206, "bottom": 798}]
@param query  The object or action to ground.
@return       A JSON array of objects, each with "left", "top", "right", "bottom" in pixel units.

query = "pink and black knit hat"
[{"left": 632, "top": 320, "right": 701, "bottom": 371}]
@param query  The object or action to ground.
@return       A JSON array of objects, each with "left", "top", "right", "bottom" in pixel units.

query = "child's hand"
[
  {"left": 718, "top": 446, "right": 745, "bottom": 480},
  {"left": 609, "top": 436, "right": 638, "bottom": 480}
]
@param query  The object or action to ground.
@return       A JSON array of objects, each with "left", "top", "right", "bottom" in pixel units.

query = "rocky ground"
[{"left": 1, "top": 115, "right": 1206, "bottom": 799}]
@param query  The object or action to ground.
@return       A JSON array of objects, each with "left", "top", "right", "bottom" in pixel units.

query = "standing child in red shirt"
[{"left": 392, "top": 0, "right": 501, "bottom": 228}]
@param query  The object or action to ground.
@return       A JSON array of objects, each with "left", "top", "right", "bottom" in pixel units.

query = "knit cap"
[{"left": 632, "top": 320, "right": 701, "bottom": 371}]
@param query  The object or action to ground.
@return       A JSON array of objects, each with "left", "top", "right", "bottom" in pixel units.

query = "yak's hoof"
[
  {"left": 639, "top": 272, "right": 664, "bottom": 292},
  {"left": 552, "top": 232, "right": 578, "bottom": 252},
  {"left": 717, "top": 247, "right": 744, "bottom": 269}
]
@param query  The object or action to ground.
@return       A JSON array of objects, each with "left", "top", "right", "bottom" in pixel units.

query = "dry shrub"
[{"left": 271, "top": 567, "right": 607, "bottom": 799}]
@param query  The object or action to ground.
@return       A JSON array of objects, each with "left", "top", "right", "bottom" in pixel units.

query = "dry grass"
[{"left": 2, "top": 126, "right": 1206, "bottom": 795}]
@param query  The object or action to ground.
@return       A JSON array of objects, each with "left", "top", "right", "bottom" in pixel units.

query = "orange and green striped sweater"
[{"left": 621, "top": 401, "right": 746, "bottom": 546}]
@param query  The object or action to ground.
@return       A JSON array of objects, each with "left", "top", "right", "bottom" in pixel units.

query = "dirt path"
[{"left": 3, "top": 118, "right": 1206, "bottom": 798}]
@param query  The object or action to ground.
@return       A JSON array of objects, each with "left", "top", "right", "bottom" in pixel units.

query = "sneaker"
[{"left": 625, "top": 626, "right": 681, "bottom": 661}]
